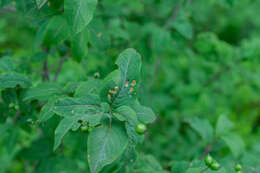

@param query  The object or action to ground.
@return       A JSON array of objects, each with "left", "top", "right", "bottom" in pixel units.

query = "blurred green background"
[{"left": 1, "top": 0, "right": 260, "bottom": 172}]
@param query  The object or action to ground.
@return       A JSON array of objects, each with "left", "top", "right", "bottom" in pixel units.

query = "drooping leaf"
[
  {"left": 64, "top": 0, "right": 97, "bottom": 34},
  {"left": 0, "top": 73, "right": 31, "bottom": 89},
  {"left": 88, "top": 122, "right": 128, "bottom": 173}
]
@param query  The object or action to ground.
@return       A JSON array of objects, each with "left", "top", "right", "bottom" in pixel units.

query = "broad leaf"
[
  {"left": 53, "top": 96, "right": 101, "bottom": 117},
  {"left": 64, "top": 0, "right": 97, "bottom": 34},
  {"left": 39, "top": 96, "right": 59, "bottom": 122},
  {"left": 24, "top": 83, "right": 63, "bottom": 102},
  {"left": 0, "top": 73, "right": 31, "bottom": 89},
  {"left": 75, "top": 80, "right": 102, "bottom": 98},
  {"left": 113, "top": 106, "right": 138, "bottom": 122},
  {"left": 216, "top": 114, "right": 234, "bottom": 136},
  {"left": 35, "top": 0, "right": 47, "bottom": 9},
  {"left": 185, "top": 117, "right": 214, "bottom": 143},
  {"left": 0, "top": 56, "right": 14, "bottom": 72},
  {"left": 222, "top": 133, "right": 245, "bottom": 157},
  {"left": 88, "top": 122, "right": 128, "bottom": 173},
  {"left": 71, "top": 27, "right": 90, "bottom": 62},
  {"left": 131, "top": 101, "right": 156, "bottom": 124}
]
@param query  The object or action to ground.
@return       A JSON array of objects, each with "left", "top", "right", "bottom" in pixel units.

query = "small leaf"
[
  {"left": 88, "top": 122, "right": 128, "bottom": 173},
  {"left": 24, "top": 83, "right": 63, "bottom": 102},
  {"left": 113, "top": 106, "right": 138, "bottom": 122},
  {"left": 0, "top": 72, "right": 31, "bottom": 89},
  {"left": 222, "top": 133, "right": 245, "bottom": 157},
  {"left": 216, "top": 114, "right": 234, "bottom": 136},
  {"left": 64, "top": 0, "right": 97, "bottom": 34}
]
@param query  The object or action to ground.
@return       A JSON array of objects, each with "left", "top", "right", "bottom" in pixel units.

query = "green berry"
[
  {"left": 234, "top": 163, "right": 242, "bottom": 172},
  {"left": 81, "top": 126, "right": 88, "bottom": 132},
  {"left": 210, "top": 161, "right": 220, "bottom": 171},
  {"left": 135, "top": 123, "right": 147, "bottom": 134},
  {"left": 204, "top": 155, "right": 214, "bottom": 167}
]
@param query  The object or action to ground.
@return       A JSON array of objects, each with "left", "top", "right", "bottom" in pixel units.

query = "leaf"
[
  {"left": 171, "top": 161, "right": 189, "bottom": 173},
  {"left": 0, "top": 56, "right": 14, "bottom": 72},
  {"left": 53, "top": 96, "right": 101, "bottom": 117},
  {"left": 110, "top": 49, "right": 141, "bottom": 107},
  {"left": 35, "top": 0, "right": 47, "bottom": 9},
  {"left": 43, "top": 15, "right": 71, "bottom": 46},
  {"left": 64, "top": 0, "right": 97, "bottom": 34},
  {"left": 216, "top": 114, "right": 234, "bottom": 136},
  {"left": 131, "top": 101, "right": 156, "bottom": 124},
  {"left": 185, "top": 117, "right": 214, "bottom": 143},
  {"left": 71, "top": 27, "right": 90, "bottom": 62},
  {"left": 185, "top": 168, "right": 201, "bottom": 173},
  {"left": 54, "top": 114, "right": 81, "bottom": 150},
  {"left": 74, "top": 80, "right": 102, "bottom": 98},
  {"left": 88, "top": 122, "right": 128, "bottom": 173},
  {"left": 0, "top": 72, "right": 31, "bottom": 89},
  {"left": 24, "top": 83, "right": 63, "bottom": 102},
  {"left": 38, "top": 96, "right": 59, "bottom": 122},
  {"left": 222, "top": 133, "right": 245, "bottom": 157},
  {"left": 113, "top": 106, "right": 138, "bottom": 122},
  {"left": 135, "top": 155, "right": 164, "bottom": 173}
]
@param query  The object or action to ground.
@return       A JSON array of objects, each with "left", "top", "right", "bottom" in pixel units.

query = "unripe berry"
[
  {"left": 210, "top": 161, "right": 220, "bottom": 171},
  {"left": 81, "top": 126, "right": 88, "bottom": 132},
  {"left": 234, "top": 163, "right": 242, "bottom": 172},
  {"left": 135, "top": 123, "right": 147, "bottom": 134},
  {"left": 204, "top": 154, "right": 214, "bottom": 167}
]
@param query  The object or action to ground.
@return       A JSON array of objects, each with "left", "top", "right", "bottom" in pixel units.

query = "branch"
[
  {"left": 200, "top": 139, "right": 216, "bottom": 160},
  {"left": 42, "top": 58, "right": 49, "bottom": 81},
  {"left": 53, "top": 54, "right": 70, "bottom": 81}
]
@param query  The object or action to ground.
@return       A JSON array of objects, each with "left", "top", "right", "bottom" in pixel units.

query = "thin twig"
[
  {"left": 200, "top": 139, "right": 216, "bottom": 160},
  {"left": 42, "top": 58, "right": 49, "bottom": 81},
  {"left": 53, "top": 54, "right": 69, "bottom": 81}
]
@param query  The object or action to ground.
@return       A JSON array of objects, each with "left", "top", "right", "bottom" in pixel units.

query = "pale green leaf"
[
  {"left": 131, "top": 101, "right": 156, "bottom": 124},
  {"left": 216, "top": 114, "right": 234, "bottom": 136},
  {"left": 35, "top": 0, "right": 47, "bottom": 9},
  {"left": 0, "top": 56, "right": 14, "bottom": 72}
]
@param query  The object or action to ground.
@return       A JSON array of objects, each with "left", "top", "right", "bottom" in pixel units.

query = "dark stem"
[
  {"left": 42, "top": 58, "right": 49, "bottom": 82},
  {"left": 200, "top": 138, "right": 217, "bottom": 160},
  {"left": 53, "top": 54, "right": 69, "bottom": 81}
]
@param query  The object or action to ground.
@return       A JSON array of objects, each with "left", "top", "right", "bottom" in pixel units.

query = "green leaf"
[
  {"left": 0, "top": 72, "right": 31, "bottom": 89},
  {"left": 64, "top": 0, "right": 97, "bottom": 34},
  {"left": 88, "top": 122, "right": 128, "bottom": 173},
  {"left": 109, "top": 49, "right": 141, "bottom": 107},
  {"left": 35, "top": 0, "right": 47, "bottom": 9},
  {"left": 135, "top": 154, "right": 164, "bottom": 173},
  {"left": 53, "top": 96, "right": 101, "bottom": 117},
  {"left": 39, "top": 96, "right": 59, "bottom": 122},
  {"left": 185, "top": 117, "right": 214, "bottom": 143},
  {"left": 24, "top": 83, "right": 63, "bottom": 102},
  {"left": 0, "top": 56, "right": 14, "bottom": 72},
  {"left": 171, "top": 161, "right": 189, "bottom": 173},
  {"left": 71, "top": 27, "right": 90, "bottom": 62},
  {"left": 54, "top": 114, "right": 81, "bottom": 150},
  {"left": 216, "top": 114, "right": 234, "bottom": 136},
  {"left": 116, "top": 48, "right": 141, "bottom": 86},
  {"left": 43, "top": 15, "right": 71, "bottom": 46},
  {"left": 113, "top": 106, "right": 138, "bottom": 122},
  {"left": 185, "top": 168, "right": 201, "bottom": 173},
  {"left": 222, "top": 133, "right": 245, "bottom": 157},
  {"left": 131, "top": 101, "right": 156, "bottom": 124},
  {"left": 74, "top": 80, "right": 102, "bottom": 98}
]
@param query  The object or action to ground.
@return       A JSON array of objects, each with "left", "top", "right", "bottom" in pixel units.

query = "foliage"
[{"left": 1, "top": 0, "right": 260, "bottom": 173}]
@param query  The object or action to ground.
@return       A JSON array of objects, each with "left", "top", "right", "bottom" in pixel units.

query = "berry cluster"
[{"left": 204, "top": 155, "right": 221, "bottom": 171}]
